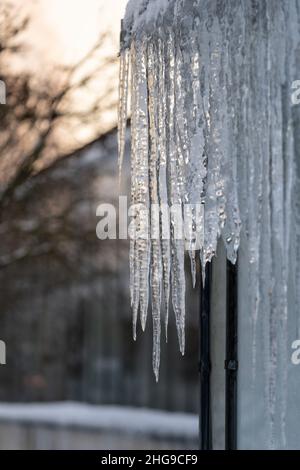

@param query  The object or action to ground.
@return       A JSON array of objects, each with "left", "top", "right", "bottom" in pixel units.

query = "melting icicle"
[
  {"left": 157, "top": 35, "right": 171, "bottom": 340},
  {"left": 148, "top": 41, "right": 162, "bottom": 379},
  {"left": 118, "top": 47, "right": 130, "bottom": 184},
  {"left": 134, "top": 40, "right": 151, "bottom": 333},
  {"left": 166, "top": 30, "right": 186, "bottom": 355}
]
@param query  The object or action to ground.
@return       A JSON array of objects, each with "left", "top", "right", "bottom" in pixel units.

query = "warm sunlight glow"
[
  {"left": 27, "top": 0, "right": 127, "bottom": 66},
  {"left": 12, "top": 0, "right": 128, "bottom": 141}
]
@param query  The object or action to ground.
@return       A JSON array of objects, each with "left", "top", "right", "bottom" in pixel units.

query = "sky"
[
  {"left": 25, "top": 0, "right": 127, "bottom": 67},
  {"left": 10, "top": 0, "right": 128, "bottom": 150}
]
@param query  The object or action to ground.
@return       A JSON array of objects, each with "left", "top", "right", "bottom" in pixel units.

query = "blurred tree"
[{"left": 0, "top": 1, "right": 118, "bottom": 209}]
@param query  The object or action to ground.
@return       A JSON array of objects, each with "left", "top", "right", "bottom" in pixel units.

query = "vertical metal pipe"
[
  {"left": 199, "top": 261, "right": 212, "bottom": 450},
  {"left": 225, "top": 259, "right": 238, "bottom": 450}
]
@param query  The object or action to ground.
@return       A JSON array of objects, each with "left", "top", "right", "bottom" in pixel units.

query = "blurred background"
[{"left": 0, "top": 0, "right": 199, "bottom": 449}]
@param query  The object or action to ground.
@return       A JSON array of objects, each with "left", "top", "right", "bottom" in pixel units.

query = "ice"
[
  {"left": 119, "top": 0, "right": 300, "bottom": 447},
  {"left": 156, "top": 36, "right": 171, "bottom": 341},
  {"left": 118, "top": 47, "right": 130, "bottom": 184},
  {"left": 148, "top": 41, "right": 162, "bottom": 379}
]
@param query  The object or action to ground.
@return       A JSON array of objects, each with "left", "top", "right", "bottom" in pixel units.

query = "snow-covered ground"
[
  {"left": 0, "top": 402, "right": 198, "bottom": 450},
  {"left": 0, "top": 402, "right": 197, "bottom": 438}
]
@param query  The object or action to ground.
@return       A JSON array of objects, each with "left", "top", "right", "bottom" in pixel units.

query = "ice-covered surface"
[
  {"left": 0, "top": 402, "right": 197, "bottom": 438},
  {"left": 119, "top": 0, "right": 300, "bottom": 448}
]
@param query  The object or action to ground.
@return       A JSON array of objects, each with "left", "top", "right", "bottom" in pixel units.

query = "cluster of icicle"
[
  {"left": 118, "top": 0, "right": 242, "bottom": 382},
  {"left": 118, "top": 0, "right": 300, "bottom": 448}
]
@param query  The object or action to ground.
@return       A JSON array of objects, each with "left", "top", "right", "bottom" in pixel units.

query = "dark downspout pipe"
[
  {"left": 225, "top": 259, "right": 238, "bottom": 450},
  {"left": 199, "top": 261, "right": 212, "bottom": 450}
]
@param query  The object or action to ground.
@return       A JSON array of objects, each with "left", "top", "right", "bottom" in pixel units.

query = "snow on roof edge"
[{"left": 122, "top": 0, "right": 172, "bottom": 47}]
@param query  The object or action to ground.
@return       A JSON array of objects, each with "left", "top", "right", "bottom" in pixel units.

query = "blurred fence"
[{"left": 0, "top": 128, "right": 199, "bottom": 414}]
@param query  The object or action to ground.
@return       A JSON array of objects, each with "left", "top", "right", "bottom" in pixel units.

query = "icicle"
[
  {"left": 118, "top": 47, "right": 130, "bottom": 185},
  {"left": 165, "top": 30, "right": 186, "bottom": 355},
  {"left": 156, "top": 35, "right": 170, "bottom": 342},
  {"left": 129, "top": 41, "right": 139, "bottom": 339},
  {"left": 147, "top": 40, "right": 163, "bottom": 379},
  {"left": 134, "top": 39, "right": 151, "bottom": 332}
]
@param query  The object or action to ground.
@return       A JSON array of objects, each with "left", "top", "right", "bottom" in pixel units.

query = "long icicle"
[{"left": 118, "top": 47, "right": 130, "bottom": 185}]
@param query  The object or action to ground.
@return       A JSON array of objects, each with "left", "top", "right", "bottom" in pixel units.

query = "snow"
[
  {"left": 123, "top": 0, "right": 170, "bottom": 46},
  {"left": 0, "top": 402, "right": 197, "bottom": 439},
  {"left": 119, "top": 0, "right": 300, "bottom": 447}
]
